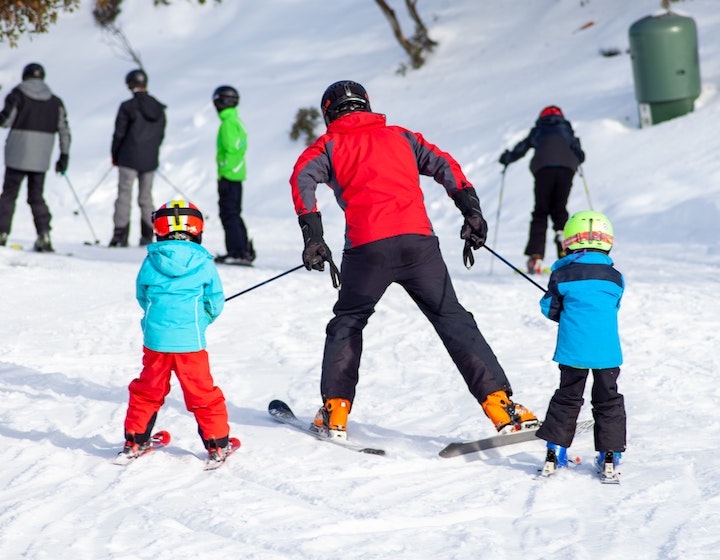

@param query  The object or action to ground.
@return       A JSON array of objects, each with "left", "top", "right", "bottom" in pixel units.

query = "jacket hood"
[
  {"left": 327, "top": 111, "right": 386, "bottom": 133},
  {"left": 133, "top": 91, "right": 166, "bottom": 122},
  {"left": 18, "top": 79, "right": 53, "bottom": 101},
  {"left": 552, "top": 249, "right": 613, "bottom": 271},
  {"left": 145, "top": 240, "right": 212, "bottom": 278}
]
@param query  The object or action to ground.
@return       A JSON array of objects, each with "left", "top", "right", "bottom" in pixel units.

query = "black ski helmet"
[
  {"left": 22, "top": 63, "right": 45, "bottom": 80},
  {"left": 212, "top": 85, "right": 240, "bottom": 112},
  {"left": 320, "top": 80, "right": 371, "bottom": 125},
  {"left": 126, "top": 69, "right": 148, "bottom": 90}
]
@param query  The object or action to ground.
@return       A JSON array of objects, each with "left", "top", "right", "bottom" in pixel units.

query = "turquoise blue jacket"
[
  {"left": 136, "top": 240, "right": 225, "bottom": 352},
  {"left": 540, "top": 250, "right": 624, "bottom": 369}
]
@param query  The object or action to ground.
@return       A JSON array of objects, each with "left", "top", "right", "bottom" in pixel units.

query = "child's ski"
[
  {"left": 268, "top": 399, "right": 385, "bottom": 456},
  {"left": 111, "top": 430, "right": 171, "bottom": 466}
]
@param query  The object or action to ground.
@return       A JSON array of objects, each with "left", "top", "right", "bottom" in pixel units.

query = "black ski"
[{"left": 268, "top": 399, "right": 385, "bottom": 456}]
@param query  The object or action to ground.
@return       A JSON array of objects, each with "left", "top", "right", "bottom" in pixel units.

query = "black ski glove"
[
  {"left": 499, "top": 150, "right": 512, "bottom": 166},
  {"left": 453, "top": 187, "right": 488, "bottom": 268},
  {"left": 55, "top": 153, "right": 69, "bottom": 175},
  {"left": 299, "top": 212, "right": 332, "bottom": 271},
  {"left": 460, "top": 214, "right": 488, "bottom": 250}
]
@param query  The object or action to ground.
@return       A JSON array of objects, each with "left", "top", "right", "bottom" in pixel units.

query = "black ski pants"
[
  {"left": 524, "top": 166, "right": 574, "bottom": 259},
  {"left": 536, "top": 364, "right": 626, "bottom": 452},
  {"left": 0, "top": 167, "right": 51, "bottom": 235},
  {"left": 320, "top": 234, "right": 512, "bottom": 406},
  {"left": 218, "top": 178, "right": 250, "bottom": 257}
]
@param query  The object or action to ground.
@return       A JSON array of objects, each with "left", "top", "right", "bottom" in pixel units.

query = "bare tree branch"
[{"left": 373, "top": 0, "right": 436, "bottom": 69}]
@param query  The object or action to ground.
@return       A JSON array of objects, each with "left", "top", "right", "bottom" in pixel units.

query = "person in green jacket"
[{"left": 212, "top": 85, "right": 255, "bottom": 265}]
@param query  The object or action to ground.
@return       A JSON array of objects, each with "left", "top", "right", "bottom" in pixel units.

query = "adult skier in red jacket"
[{"left": 290, "top": 80, "right": 537, "bottom": 440}]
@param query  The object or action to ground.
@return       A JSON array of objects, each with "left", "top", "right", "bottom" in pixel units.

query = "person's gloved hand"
[
  {"left": 460, "top": 213, "right": 488, "bottom": 250},
  {"left": 55, "top": 153, "right": 69, "bottom": 175},
  {"left": 499, "top": 150, "right": 512, "bottom": 166},
  {"left": 303, "top": 240, "right": 332, "bottom": 271},
  {"left": 299, "top": 211, "right": 332, "bottom": 271}
]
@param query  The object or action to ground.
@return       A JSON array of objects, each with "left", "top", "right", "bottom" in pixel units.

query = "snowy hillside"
[{"left": 1, "top": 0, "right": 719, "bottom": 558}]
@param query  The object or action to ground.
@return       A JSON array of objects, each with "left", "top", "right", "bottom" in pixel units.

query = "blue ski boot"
[
  {"left": 540, "top": 442, "right": 568, "bottom": 477},
  {"left": 596, "top": 451, "right": 622, "bottom": 483}
]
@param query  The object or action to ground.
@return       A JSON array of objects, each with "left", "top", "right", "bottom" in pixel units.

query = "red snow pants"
[{"left": 124, "top": 347, "right": 229, "bottom": 446}]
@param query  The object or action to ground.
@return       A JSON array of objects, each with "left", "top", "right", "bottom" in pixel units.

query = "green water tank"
[{"left": 629, "top": 12, "right": 701, "bottom": 127}]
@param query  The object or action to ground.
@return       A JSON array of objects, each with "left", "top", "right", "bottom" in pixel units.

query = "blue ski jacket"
[
  {"left": 136, "top": 240, "right": 224, "bottom": 352},
  {"left": 540, "top": 250, "right": 624, "bottom": 369}
]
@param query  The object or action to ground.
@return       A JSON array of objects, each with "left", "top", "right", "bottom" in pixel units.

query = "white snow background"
[{"left": 1, "top": 0, "right": 719, "bottom": 558}]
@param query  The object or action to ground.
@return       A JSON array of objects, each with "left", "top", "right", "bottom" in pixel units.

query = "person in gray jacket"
[
  {"left": 109, "top": 69, "right": 166, "bottom": 247},
  {"left": 0, "top": 63, "right": 71, "bottom": 252}
]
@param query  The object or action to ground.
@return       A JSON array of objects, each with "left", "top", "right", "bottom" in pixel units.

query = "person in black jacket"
[
  {"left": 0, "top": 63, "right": 71, "bottom": 252},
  {"left": 499, "top": 106, "right": 585, "bottom": 274},
  {"left": 109, "top": 69, "right": 166, "bottom": 247}
]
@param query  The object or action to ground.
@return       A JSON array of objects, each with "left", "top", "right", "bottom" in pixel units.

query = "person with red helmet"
[
  {"left": 499, "top": 105, "right": 585, "bottom": 274},
  {"left": 118, "top": 199, "right": 238, "bottom": 464},
  {"left": 290, "top": 80, "right": 537, "bottom": 441}
]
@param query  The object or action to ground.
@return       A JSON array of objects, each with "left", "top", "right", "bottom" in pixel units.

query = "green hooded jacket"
[{"left": 216, "top": 106, "right": 247, "bottom": 181}]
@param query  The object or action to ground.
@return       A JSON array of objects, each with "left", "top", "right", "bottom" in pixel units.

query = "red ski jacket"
[{"left": 290, "top": 111, "right": 473, "bottom": 249}]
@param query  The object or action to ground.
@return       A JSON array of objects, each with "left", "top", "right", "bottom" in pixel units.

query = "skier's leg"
[
  {"left": 537, "top": 364, "right": 589, "bottom": 447},
  {"left": 234, "top": 180, "right": 251, "bottom": 256},
  {"left": 524, "top": 169, "right": 554, "bottom": 258},
  {"left": 218, "top": 178, "right": 247, "bottom": 257},
  {"left": 549, "top": 168, "right": 574, "bottom": 232},
  {"left": 124, "top": 347, "right": 172, "bottom": 443},
  {"left": 173, "top": 350, "right": 230, "bottom": 449},
  {"left": 321, "top": 240, "right": 392, "bottom": 403},
  {"left": 26, "top": 171, "right": 52, "bottom": 234},
  {"left": 590, "top": 367, "right": 626, "bottom": 452},
  {"left": 137, "top": 171, "right": 155, "bottom": 242},
  {"left": 0, "top": 167, "right": 25, "bottom": 234},
  {"left": 113, "top": 166, "right": 136, "bottom": 242}
]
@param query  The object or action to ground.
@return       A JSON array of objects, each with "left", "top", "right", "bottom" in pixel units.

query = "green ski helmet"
[{"left": 562, "top": 211, "right": 614, "bottom": 252}]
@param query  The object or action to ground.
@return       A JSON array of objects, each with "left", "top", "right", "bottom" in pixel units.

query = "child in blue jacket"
[
  {"left": 536, "top": 211, "right": 626, "bottom": 479},
  {"left": 118, "top": 200, "right": 237, "bottom": 464}
]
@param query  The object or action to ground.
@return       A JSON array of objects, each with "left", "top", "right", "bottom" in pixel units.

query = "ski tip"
[
  {"left": 268, "top": 399, "right": 291, "bottom": 413},
  {"left": 153, "top": 430, "right": 171, "bottom": 445}
]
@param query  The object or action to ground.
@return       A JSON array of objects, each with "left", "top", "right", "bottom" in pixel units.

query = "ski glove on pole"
[
  {"left": 299, "top": 212, "right": 341, "bottom": 288},
  {"left": 55, "top": 153, "right": 69, "bottom": 175},
  {"left": 453, "top": 187, "right": 488, "bottom": 269}
]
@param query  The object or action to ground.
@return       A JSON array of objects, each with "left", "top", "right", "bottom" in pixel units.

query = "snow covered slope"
[{"left": 0, "top": 0, "right": 718, "bottom": 558}]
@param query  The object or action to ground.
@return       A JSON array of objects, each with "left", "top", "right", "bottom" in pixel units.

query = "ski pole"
[
  {"left": 482, "top": 245, "right": 547, "bottom": 293},
  {"left": 63, "top": 174, "right": 101, "bottom": 245},
  {"left": 578, "top": 166, "right": 594, "bottom": 210},
  {"left": 74, "top": 164, "right": 113, "bottom": 215},
  {"left": 489, "top": 167, "right": 507, "bottom": 275},
  {"left": 225, "top": 264, "right": 304, "bottom": 302},
  {"left": 156, "top": 170, "right": 192, "bottom": 201}
]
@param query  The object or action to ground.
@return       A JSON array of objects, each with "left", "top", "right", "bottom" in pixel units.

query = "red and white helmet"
[{"left": 152, "top": 199, "right": 204, "bottom": 242}]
